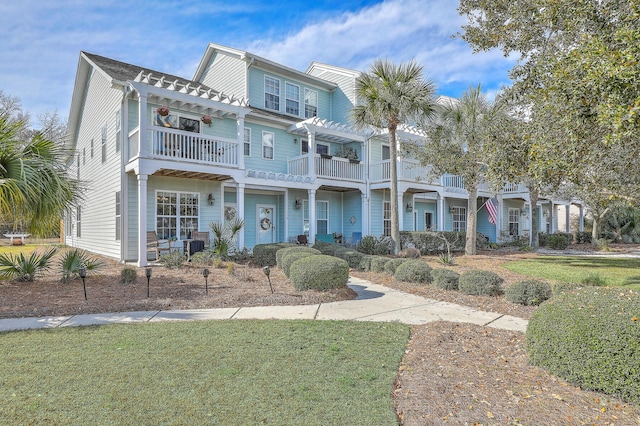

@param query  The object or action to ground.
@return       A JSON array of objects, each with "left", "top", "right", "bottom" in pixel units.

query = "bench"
[{"left": 4, "top": 233, "right": 30, "bottom": 245}]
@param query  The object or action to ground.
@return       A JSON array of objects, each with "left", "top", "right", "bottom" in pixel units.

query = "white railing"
[
  {"left": 315, "top": 155, "right": 364, "bottom": 181},
  {"left": 503, "top": 182, "right": 527, "bottom": 193},
  {"left": 370, "top": 160, "right": 391, "bottom": 182},
  {"left": 149, "top": 127, "right": 238, "bottom": 167},
  {"left": 441, "top": 174, "right": 465, "bottom": 189},
  {"left": 401, "top": 159, "right": 432, "bottom": 181},
  {"left": 287, "top": 155, "right": 310, "bottom": 176}
]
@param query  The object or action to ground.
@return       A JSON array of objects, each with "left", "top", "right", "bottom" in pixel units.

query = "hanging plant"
[
  {"left": 157, "top": 106, "right": 170, "bottom": 116},
  {"left": 201, "top": 114, "right": 212, "bottom": 125},
  {"left": 224, "top": 206, "right": 236, "bottom": 221}
]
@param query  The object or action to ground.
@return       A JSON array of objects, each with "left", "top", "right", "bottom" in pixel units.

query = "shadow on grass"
[{"left": 534, "top": 256, "right": 640, "bottom": 270}]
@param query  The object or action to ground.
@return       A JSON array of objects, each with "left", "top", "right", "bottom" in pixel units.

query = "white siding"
[{"left": 198, "top": 52, "right": 246, "bottom": 97}]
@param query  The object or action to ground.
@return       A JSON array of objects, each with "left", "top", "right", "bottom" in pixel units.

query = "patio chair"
[
  {"left": 192, "top": 231, "right": 210, "bottom": 251},
  {"left": 296, "top": 234, "right": 308, "bottom": 245},
  {"left": 147, "top": 231, "right": 172, "bottom": 260}
]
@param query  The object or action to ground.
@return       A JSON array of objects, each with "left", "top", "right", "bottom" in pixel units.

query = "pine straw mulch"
[{"left": 2, "top": 245, "right": 640, "bottom": 424}]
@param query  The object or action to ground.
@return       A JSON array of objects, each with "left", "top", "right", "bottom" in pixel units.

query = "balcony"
[
  {"left": 370, "top": 159, "right": 434, "bottom": 183},
  {"left": 288, "top": 154, "right": 364, "bottom": 182},
  {"left": 128, "top": 126, "right": 239, "bottom": 168}
]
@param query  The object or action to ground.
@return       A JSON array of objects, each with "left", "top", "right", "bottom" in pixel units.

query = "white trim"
[{"left": 154, "top": 190, "right": 200, "bottom": 241}]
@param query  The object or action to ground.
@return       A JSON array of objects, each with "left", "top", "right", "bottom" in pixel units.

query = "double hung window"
[{"left": 265, "top": 76, "right": 280, "bottom": 111}]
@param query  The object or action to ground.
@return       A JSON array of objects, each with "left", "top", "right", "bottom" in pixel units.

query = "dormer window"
[{"left": 265, "top": 76, "right": 280, "bottom": 111}]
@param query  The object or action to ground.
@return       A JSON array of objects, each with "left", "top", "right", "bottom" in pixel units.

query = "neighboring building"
[{"left": 64, "top": 42, "right": 582, "bottom": 266}]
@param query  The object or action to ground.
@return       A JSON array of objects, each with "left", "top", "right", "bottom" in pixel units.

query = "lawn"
[
  {"left": 0, "top": 320, "right": 409, "bottom": 425},
  {"left": 503, "top": 255, "right": 640, "bottom": 289}
]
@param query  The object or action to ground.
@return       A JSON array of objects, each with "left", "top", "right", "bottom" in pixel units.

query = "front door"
[{"left": 257, "top": 205, "right": 276, "bottom": 244}]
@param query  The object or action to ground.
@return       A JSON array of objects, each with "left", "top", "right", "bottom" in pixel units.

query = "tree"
[
  {"left": 409, "top": 84, "right": 506, "bottom": 255},
  {"left": 351, "top": 60, "right": 437, "bottom": 254}
]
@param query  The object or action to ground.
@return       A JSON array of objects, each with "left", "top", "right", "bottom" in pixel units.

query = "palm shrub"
[
  {"left": 357, "top": 235, "right": 377, "bottom": 254},
  {"left": 276, "top": 246, "right": 320, "bottom": 268},
  {"left": 59, "top": 248, "right": 104, "bottom": 282},
  {"left": 458, "top": 270, "right": 504, "bottom": 296},
  {"left": 505, "top": 280, "right": 552, "bottom": 306},
  {"left": 383, "top": 258, "right": 409, "bottom": 275},
  {"left": 371, "top": 256, "right": 391, "bottom": 273},
  {"left": 394, "top": 260, "right": 432, "bottom": 284},
  {"left": 526, "top": 287, "right": 640, "bottom": 405},
  {"left": 289, "top": 255, "right": 349, "bottom": 291},
  {"left": 0, "top": 248, "right": 57, "bottom": 282},
  {"left": 281, "top": 251, "right": 318, "bottom": 277},
  {"left": 431, "top": 268, "right": 460, "bottom": 290},
  {"left": 209, "top": 218, "right": 245, "bottom": 258}
]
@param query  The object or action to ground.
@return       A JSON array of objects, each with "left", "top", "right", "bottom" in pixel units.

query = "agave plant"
[
  {"left": 210, "top": 217, "right": 245, "bottom": 258},
  {"left": 0, "top": 248, "right": 57, "bottom": 282},
  {"left": 59, "top": 248, "right": 104, "bottom": 282}
]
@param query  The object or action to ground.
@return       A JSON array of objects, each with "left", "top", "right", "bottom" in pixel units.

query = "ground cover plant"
[{"left": 0, "top": 320, "right": 409, "bottom": 425}]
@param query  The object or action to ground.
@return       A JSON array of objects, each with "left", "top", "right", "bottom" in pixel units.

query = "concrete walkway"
[{"left": 0, "top": 276, "right": 528, "bottom": 333}]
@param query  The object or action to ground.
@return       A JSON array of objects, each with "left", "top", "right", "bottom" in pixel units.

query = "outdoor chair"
[
  {"left": 296, "top": 234, "right": 308, "bottom": 245},
  {"left": 147, "top": 231, "right": 172, "bottom": 260}
]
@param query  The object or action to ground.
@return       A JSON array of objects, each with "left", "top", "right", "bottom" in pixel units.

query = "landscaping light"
[
  {"left": 145, "top": 267, "right": 152, "bottom": 298},
  {"left": 262, "top": 266, "right": 274, "bottom": 294},
  {"left": 78, "top": 267, "right": 87, "bottom": 301},
  {"left": 203, "top": 268, "right": 210, "bottom": 295}
]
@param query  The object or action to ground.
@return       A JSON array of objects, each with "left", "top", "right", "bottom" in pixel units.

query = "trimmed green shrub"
[
  {"left": 358, "top": 255, "right": 376, "bottom": 272},
  {"left": 312, "top": 241, "right": 342, "bottom": 256},
  {"left": 399, "top": 231, "right": 466, "bottom": 255},
  {"left": 581, "top": 273, "right": 607, "bottom": 286},
  {"left": 458, "top": 270, "right": 504, "bottom": 296},
  {"left": 253, "top": 243, "right": 296, "bottom": 267},
  {"left": 394, "top": 260, "right": 432, "bottom": 284},
  {"left": 574, "top": 231, "right": 592, "bottom": 244},
  {"left": 505, "top": 280, "right": 552, "bottom": 306},
  {"left": 275, "top": 246, "right": 320, "bottom": 268},
  {"left": 190, "top": 251, "right": 218, "bottom": 267},
  {"left": 356, "top": 235, "right": 393, "bottom": 255},
  {"left": 120, "top": 267, "right": 137, "bottom": 285},
  {"left": 384, "top": 258, "right": 409, "bottom": 275},
  {"left": 431, "top": 269, "right": 460, "bottom": 290},
  {"left": 551, "top": 282, "right": 582, "bottom": 296},
  {"left": 526, "top": 287, "right": 640, "bottom": 405},
  {"left": 342, "top": 250, "right": 364, "bottom": 269},
  {"left": 281, "top": 252, "right": 318, "bottom": 277},
  {"left": 371, "top": 257, "right": 392, "bottom": 273},
  {"left": 289, "top": 255, "right": 349, "bottom": 291},
  {"left": 548, "top": 233, "right": 571, "bottom": 250},
  {"left": 159, "top": 251, "right": 186, "bottom": 269}
]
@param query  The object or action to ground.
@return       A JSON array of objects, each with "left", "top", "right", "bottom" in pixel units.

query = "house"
[{"left": 64, "top": 42, "right": 583, "bottom": 266}]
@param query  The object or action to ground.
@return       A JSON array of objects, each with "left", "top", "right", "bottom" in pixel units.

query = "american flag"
[{"left": 485, "top": 197, "right": 498, "bottom": 226}]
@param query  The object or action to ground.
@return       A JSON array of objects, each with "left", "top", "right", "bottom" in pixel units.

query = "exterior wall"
[
  {"left": 197, "top": 51, "right": 247, "bottom": 98},
  {"left": 414, "top": 201, "right": 437, "bottom": 232},
  {"left": 369, "top": 190, "right": 388, "bottom": 237},
  {"left": 243, "top": 121, "right": 297, "bottom": 173},
  {"left": 476, "top": 201, "right": 497, "bottom": 242},
  {"left": 341, "top": 191, "right": 362, "bottom": 240},
  {"left": 307, "top": 65, "right": 356, "bottom": 123}
]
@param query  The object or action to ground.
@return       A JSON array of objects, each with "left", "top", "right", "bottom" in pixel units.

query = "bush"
[
  {"left": 551, "top": 282, "right": 583, "bottom": 296},
  {"left": 0, "top": 248, "right": 57, "bottom": 282},
  {"left": 398, "top": 247, "right": 421, "bottom": 259},
  {"left": 399, "top": 231, "right": 466, "bottom": 255},
  {"left": 120, "top": 267, "right": 137, "bottom": 285},
  {"left": 312, "top": 241, "right": 342, "bottom": 256},
  {"left": 394, "top": 260, "right": 432, "bottom": 284},
  {"left": 383, "top": 258, "right": 409, "bottom": 275},
  {"left": 574, "top": 231, "right": 592, "bottom": 244},
  {"left": 280, "top": 252, "right": 318, "bottom": 277},
  {"left": 190, "top": 251, "right": 218, "bottom": 267},
  {"left": 526, "top": 287, "right": 640, "bottom": 405},
  {"left": 505, "top": 280, "right": 552, "bottom": 306},
  {"left": 356, "top": 235, "right": 393, "bottom": 255},
  {"left": 289, "top": 255, "right": 349, "bottom": 291},
  {"left": 431, "top": 269, "right": 460, "bottom": 290},
  {"left": 275, "top": 246, "right": 320, "bottom": 268},
  {"left": 547, "top": 233, "right": 571, "bottom": 250},
  {"left": 357, "top": 255, "right": 375, "bottom": 271},
  {"left": 59, "top": 248, "right": 104, "bottom": 282},
  {"left": 342, "top": 250, "right": 364, "bottom": 269},
  {"left": 371, "top": 257, "right": 392, "bottom": 273},
  {"left": 581, "top": 273, "right": 607, "bottom": 286},
  {"left": 159, "top": 251, "right": 186, "bottom": 269},
  {"left": 437, "top": 252, "right": 455, "bottom": 265},
  {"left": 458, "top": 270, "right": 504, "bottom": 296},
  {"left": 357, "top": 235, "right": 377, "bottom": 255},
  {"left": 253, "top": 243, "right": 296, "bottom": 267}
]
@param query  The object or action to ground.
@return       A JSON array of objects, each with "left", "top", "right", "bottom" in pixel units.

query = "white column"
[
  {"left": 137, "top": 174, "right": 148, "bottom": 267},
  {"left": 237, "top": 183, "right": 245, "bottom": 249},
  {"left": 308, "top": 189, "right": 316, "bottom": 245},
  {"left": 565, "top": 204, "right": 571, "bottom": 233},
  {"left": 496, "top": 195, "right": 503, "bottom": 243},
  {"left": 308, "top": 131, "right": 315, "bottom": 177},
  {"left": 436, "top": 192, "right": 444, "bottom": 231},
  {"left": 138, "top": 93, "right": 148, "bottom": 158},
  {"left": 361, "top": 192, "right": 369, "bottom": 236},
  {"left": 549, "top": 202, "right": 555, "bottom": 233},
  {"left": 397, "top": 192, "right": 404, "bottom": 231},
  {"left": 237, "top": 116, "right": 245, "bottom": 169},
  {"left": 579, "top": 205, "right": 584, "bottom": 232}
]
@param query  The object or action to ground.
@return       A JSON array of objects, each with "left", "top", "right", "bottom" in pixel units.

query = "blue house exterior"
[{"left": 64, "top": 42, "right": 582, "bottom": 266}]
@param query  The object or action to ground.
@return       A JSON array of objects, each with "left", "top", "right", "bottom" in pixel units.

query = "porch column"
[
  {"left": 495, "top": 195, "right": 503, "bottom": 243},
  {"left": 308, "top": 189, "right": 316, "bottom": 245},
  {"left": 579, "top": 205, "right": 584, "bottom": 232},
  {"left": 436, "top": 192, "right": 444, "bottom": 231},
  {"left": 308, "top": 131, "right": 316, "bottom": 178},
  {"left": 397, "top": 192, "right": 404, "bottom": 231},
  {"left": 237, "top": 116, "right": 245, "bottom": 169},
  {"left": 565, "top": 204, "right": 571, "bottom": 233},
  {"left": 361, "top": 192, "right": 369, "bottom": 236},
  {"left": 138, "top": 92, "right": 148, "bottom": 158},
  {"left": 237, "top": 183, "right": 245, "bottom": 249},
  {"left": 549, "top": 202, "right": 555, "bottom": 233},
  {"left": 137, "top": 174, "right": 149, "bottom": 267}
]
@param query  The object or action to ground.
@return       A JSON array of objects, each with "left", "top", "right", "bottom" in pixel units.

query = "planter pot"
[
  {"left": 349, "top": 159, "right": 360, "bottom": 164},
  {"left": 321, "top": 154, "right": 332, "bottom": 159}
]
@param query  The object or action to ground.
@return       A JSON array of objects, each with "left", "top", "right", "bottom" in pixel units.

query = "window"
[
  {"left": 244, "top": 128, "right": 251, "bottom": 156},
  {"left": 115, "top": 109, "right": 121, "bottom": 153},
  {"left": 76, "top": 206, "right": 82, "bottom": 238},
  {"left": 316, "top": 201, "right": 328, "bottom": 234},
  {"left": 262, "top": 131, "right": 274, "bottom": 160},
  {"left": 302, "top": 139, "right": 309, "bottom": 154},
  {"left": 303, "top": 200, "right": 309, "bottom": 234},
  {"left": 285, "top": 83, "right": 299, "bottom": 115},
  {"left": 265, "top": 76, "right": 280, "bottom": 111},
  {"left": 179, "top": 117, "right": 200, "bottom": 133},
  {"left": 452, "top": 207, "right": 466, "bottom": 232},
  {"left": 383, "top": 201, "right": 391, "bottom": 236},
  {"left": 101, "top": 124, "right": 107, "bottom": 163},
  {"left": 425, "top": 212, "right": 433, "bottom": 231},
  {"left": 509, "top": 208, "right": 520, "bottom": 236},
  {"left": 304, "top": 89, "right": 317, "bottom": 118},
  {"left": 115, "top": 191, "right": 121, "bottom": 241},
  {"left": 316, "top": 143, "right": 329, "bottom": 155},
  {"left": 382, "top": 144, "right": 390, "bottom": 161},
  {"left": 156, "top": 191, "right": 199, "bottom": 240}
]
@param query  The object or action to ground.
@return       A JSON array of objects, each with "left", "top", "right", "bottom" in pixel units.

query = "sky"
[{"left": 0, "top": 0, "right": 517, "bottom": 128}]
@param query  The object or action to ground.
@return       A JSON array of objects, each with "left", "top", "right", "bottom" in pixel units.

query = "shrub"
[
  {"left": 394, "top": 260, "right": 432, "bottom": 284},
  {"left": 505, "top": 280, "right": 552, "bottom": 306},
  {"left": 0, "top": 248, "right": 57, "bottom": 282},
  {"left": 289, "top": 255, "right": 349, "bottom": 291},
  {"left": 59, "top": 248, "right": 104, "bottom": 282},
  {"left": 342, "top": 250, "right": 365, "bottom": 269},
  {"left": 358, "top": 255, "right": 376, "bottom": 272},
  {"left": 371, "top": 257, "right": 392, "bottom": 273},
  {"left": 190, "top": 251, "right": 217, "bottom": 267},
  {"left": 574, "top": 231, "right": 592, "bottom": 244},
  {"left": 276, "top": 246, "right": 320, "bottom": 268},
  {"left": 312, "top": 241, "right": 341, "bottom": 256},
  {"left": 399, "top": 231, "right": 466, "bottom": 255},
  {"left": 431, "top": 269, "right": 460, "bottom": 290},
  {"left": 398, "top": 247, "right": 421, "bottom": 259},
  {"left": 458, "top": 270, "right": 504, "bottom": 296},
  {"left": 526, "top": 287, "right": 640, "bottom": 405},
  {"left": 356, "top": 235, "right": 393, "bottom": 255},
  {"left": 159, "top": 251, "right": 186, "bottom": 269},
  {"left": 581, "top": 273, "right": 607, "bottom": 286},
  {"left": 253, "top": 243, "right": 296, "bottom": 267},
  {"left": 120, "top": 267, "right": 137, "bottom": 284},
  {"left": 281, "top": 251, "right": 318, "bottom": 277},
  {"left": 547, "top": 233, "right": 571, "bottom": 250},
  {"left": 383, "top": 258, "right": 409, "bottom": 275},
  {"left": 437, "top": 252, "right": 455, "bottom": 265},
  {"left": 551, "top": 282, "right": 583, "bottom": 296}
]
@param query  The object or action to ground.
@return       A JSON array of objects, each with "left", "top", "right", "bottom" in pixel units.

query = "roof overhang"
[{"left": 288, "top": 117, "right": 367, "bottom": 144}]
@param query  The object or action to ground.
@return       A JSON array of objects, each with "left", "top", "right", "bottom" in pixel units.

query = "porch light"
[
  {"left": 449, "top": 206, "right": 455, "bottom": 214},
  {"left": 207, "top": 194, "right": 215, "bottom": 206},
  {"left": 294, "top": 198, "right": 302, "bottom": 209},
  {"left": 406, "top": 203, "right": 413, "bottom": 213},
  {"left": 294, "top": 138, "right": 298, "bottom": 144}
]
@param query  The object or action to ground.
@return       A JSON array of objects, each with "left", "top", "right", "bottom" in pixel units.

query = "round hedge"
[
  {"left": 393, "top": 260, "right": 432, "bottom": 284},
  {"left": 358, "top": 255, "right": 376, "bottom": 272},
  {"left": 505, "top": 280, "right": 552, "bottom": 306},
  {"left": 289, "top": 255, "right": 349, "bottom": 291},
  {"left": 431, "top": 269, "right": 460, "bottom": 290},
  {"left": 458, "top": 270, "right": 504, "bottom": 296},
  {"left": 275, "top": 246, "right": 320, "bottom": 268},
  {"left": 371, "top": 257, "right": 392, "bottom": 273},
  {"left": 526, "top": 287, "right": 640, "bottom": 405},
  {"left": 253, "top": 243, "right": 296, "bottom": 266},
  {"left": 281, "top": 252, "right": 318, "bottom": 277},
  {"left": 383, "top": 258, "right": 409, "bottom": 275}
]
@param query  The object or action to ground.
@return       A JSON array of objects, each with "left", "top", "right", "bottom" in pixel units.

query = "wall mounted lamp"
[
  {"left": 294, "top": 198, "right": 302, "bottom": 209},
  {"left": 294, "top": 138, "right": 298, "bottom": 144},
  {"left": 449, "top": 206, "right": 456, "bottom": 214},
  {"left": 406, "top": 203, "right": 413, "bottom": 213},
  {"left": 207, "top": 193, "right": 215, "bottom": 206}
]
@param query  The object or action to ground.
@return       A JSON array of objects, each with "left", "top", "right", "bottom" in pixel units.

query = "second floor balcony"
[{"left": 288, "top": 154, "right": 365, "bottom": 182}]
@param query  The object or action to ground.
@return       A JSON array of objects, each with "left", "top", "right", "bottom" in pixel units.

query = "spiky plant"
[
  {"left": 59, "top": 248, "right": 104, "bottom": 282},
  {"left": 0, "top": 248, "right": 57, "bottom": 282},
  {"left": 210, "top": 218, "right": 245, "bottom": 258}
]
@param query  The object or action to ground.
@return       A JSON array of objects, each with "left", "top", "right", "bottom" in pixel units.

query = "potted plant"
[
  {"left": 334, "top": 146, "right": 359, "bottom": 163},
  {"left": 157, "top": 106, "right": 170, "bottom": 116},
  {"left": 201, "top": 114, "right": 212, "bottom": 125}
]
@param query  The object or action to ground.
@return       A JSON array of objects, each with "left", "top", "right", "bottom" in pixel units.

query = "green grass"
[
  {"left": 504, "top": 256, "right": 640, "bottom": 289},
  {"left": 0, "top": 320, "right": 409, "bottom": 425}
]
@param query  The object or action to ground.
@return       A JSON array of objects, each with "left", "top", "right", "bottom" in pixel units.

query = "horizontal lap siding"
[{"left": 199, "top": 52, "right": 246, "bottom": 98}]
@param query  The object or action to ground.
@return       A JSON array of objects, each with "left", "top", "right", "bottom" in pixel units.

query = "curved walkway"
[{"left": 0, "top": 276, "right": 528, "bottom": 333}]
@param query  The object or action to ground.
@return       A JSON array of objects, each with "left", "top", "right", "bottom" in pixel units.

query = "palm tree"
[
  {"left": 0, "top": 116, "right": 80, "bottom": 236},
  {"left": 351, "top": 60, "right": 437, "bottom": 254}
]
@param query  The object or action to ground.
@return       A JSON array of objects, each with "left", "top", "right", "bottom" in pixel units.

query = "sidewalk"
[{"left": 0, "top": 276, "right": 528, "bottom": 333}]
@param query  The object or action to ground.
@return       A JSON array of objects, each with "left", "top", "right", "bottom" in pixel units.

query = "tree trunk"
[
  {"left": 529, "top": 187, "right": 539, "bottom": 249},
  {"left": 591, "top": 207, "right": 609, "bottom": 244},
  {"left": 465, "top": 185, "right": 478, "bottom": 255},
  {"left": 389, "top": 128, "right": 401, "bottom": 255}
]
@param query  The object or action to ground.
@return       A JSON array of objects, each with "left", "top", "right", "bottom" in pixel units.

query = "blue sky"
[{"left": 0, "top": 0, "right": 516, "bottom": 127}]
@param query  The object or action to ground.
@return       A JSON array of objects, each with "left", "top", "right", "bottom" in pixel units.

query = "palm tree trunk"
[
  {"left": 465, "top": 185, "right": 478, "bottom": 255},
  {"left": 389, "top": 129, "right": 400, "bottom": 255}
]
